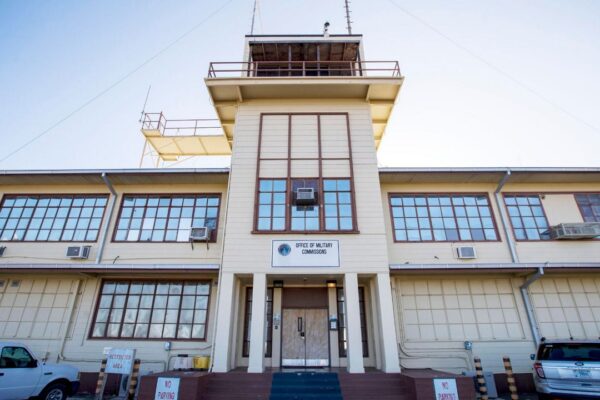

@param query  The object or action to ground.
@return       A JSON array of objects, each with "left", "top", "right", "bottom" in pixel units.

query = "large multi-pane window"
[
  {"left": 336, "top": 287, "right": 368, "bottom": 358},
  {"left": 242, "top": 287, "right": 274, "bottom": 357},
  {"left": 0, "top": 195, "right": 107, "bottom": 242},
  {"left": 114, "top": 195, "right": 220, "bottom": 242},
  {"left": 91, "top": 280, "right": 211, "bottom": 340},
  {"left": 257, "top": 180, "right": 286, "bottom": 231},
  {"left": 575, "top": 194, "right": 600, "bottom": 222},
  {"left": 389, "top": 194, "right": 498, "bottom": 242},
  {"left": 324, "top": 179, "right": 353, "bottom": 231},
  {"left": 504, "top": 195, "right": 550, "bottom": 240},
  {"left": 291, "top": 179, "right": 319, "bottom": 231}
]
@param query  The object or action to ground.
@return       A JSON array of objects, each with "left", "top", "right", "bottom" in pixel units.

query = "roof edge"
[
  {"left": 378, "top": 167, "right": 600, "bottom": 174},
  {"left": 0, "top": 168, "right": 230, "bottom": 176}
]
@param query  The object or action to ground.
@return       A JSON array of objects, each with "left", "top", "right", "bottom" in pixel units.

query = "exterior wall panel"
[
  {"left": 394, "top": 275, "right": 535, "bottom": 374},
  {"left": 530, "top": 276, "right": 600, "bottom": 339},
  {"left": 0, "top": 273, "right": 218, "bottom": 374}
]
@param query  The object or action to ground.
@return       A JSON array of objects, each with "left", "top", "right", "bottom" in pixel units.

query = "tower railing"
[
  {"left": 141, "top": 113, "right": 222, "bottom": 136},
  {"left": 207, "top": 60, "right": 401, "bottom": 78}
]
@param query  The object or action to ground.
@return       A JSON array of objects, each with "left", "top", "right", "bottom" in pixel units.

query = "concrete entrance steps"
[
  {"left": 204, "top": 371, "right": 272, "bottom": 400},
  {"left": 138, "top": 368, "right": 476, "bottom": 400},
  {"left": 338, "top": 371, "right": 413, "bottom": 400},
  {"left": 339, "top": 369, "right": 477, "bottom": 400},
  {"left": 269, "top": 372, "right": 342, "bottom": 400}
]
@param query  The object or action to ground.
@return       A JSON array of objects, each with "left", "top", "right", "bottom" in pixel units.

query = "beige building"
[{"left": 1, "top": 33, "right": 600, "bottom": 392}]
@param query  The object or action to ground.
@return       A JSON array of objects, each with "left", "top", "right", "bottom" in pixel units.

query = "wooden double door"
[{"left": 281, "top": 308, "right": 329, "bottom": 367}]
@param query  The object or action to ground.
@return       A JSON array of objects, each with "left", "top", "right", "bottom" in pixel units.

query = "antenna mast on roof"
[
  {"left": 344, "top": 0, "right": 352, "bottom": 34},
  {"left": 250, "top": 0, "right": 258, "bottom": 34},
  {"left": 139, "top": 85, "right": 151, "bottom": 123}
]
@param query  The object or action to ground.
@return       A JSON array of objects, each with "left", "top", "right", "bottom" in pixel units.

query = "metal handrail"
[
  {"left": 206, "top": 60, "right": 401, "bottom": 78},
  {"left": 141, "top": 113, "right": 222, "bottom": 137}
]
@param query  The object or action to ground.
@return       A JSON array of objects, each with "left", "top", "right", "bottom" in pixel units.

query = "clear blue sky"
[{"left": 0, "top": 0, "right": 599, "bottom": 170}]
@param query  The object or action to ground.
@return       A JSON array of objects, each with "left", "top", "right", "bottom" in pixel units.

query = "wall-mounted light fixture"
[
  {"left": 326, "top": 280, "right": 337, "bottom": 288},
  {"left": 273, "top": 280, "right": 284, "bottom": 288}
]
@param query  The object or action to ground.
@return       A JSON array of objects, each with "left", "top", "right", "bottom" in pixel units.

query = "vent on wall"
[{"left": 456, "top": 246, "right": 477, "bottom": 259}]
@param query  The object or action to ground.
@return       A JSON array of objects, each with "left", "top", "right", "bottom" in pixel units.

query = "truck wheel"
[{"left": 40, "top": 383, "right": 68, "bottom": 400}]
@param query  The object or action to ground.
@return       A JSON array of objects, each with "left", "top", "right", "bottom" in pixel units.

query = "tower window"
[
  {"left": 324, "top": 179, "right": 354, "bottom": 231},
  {"left": 257, "top": 180, "right": 287, "bottom": 231},
  {"left": 291, "top": 179, "right": 319, "bottom": 231}
]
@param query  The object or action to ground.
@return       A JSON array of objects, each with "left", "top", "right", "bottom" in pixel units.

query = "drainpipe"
[
  {"left": 494, "top": 169, "right": 519, "bottom": 263},
  {"left": 57, "top": 279, "right": 83, "bottom": 363},
  {"left": 520, "top": 264, "right": 546, "bottom": 346},
  {"left": 96, "top": 173, "right": 117, "bottom": 264}
]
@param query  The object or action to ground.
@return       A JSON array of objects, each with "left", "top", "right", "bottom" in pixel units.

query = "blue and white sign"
[
  {"left": 105, "top": 348, "right": 136, "bottom": 374},
  {"left": 272, "top": 240, "right": 340, "bottom": 267}
]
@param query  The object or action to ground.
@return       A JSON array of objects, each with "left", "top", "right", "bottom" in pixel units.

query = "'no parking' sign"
[{"left": 155, "top": 377, "right": 180, "bottom": 400}]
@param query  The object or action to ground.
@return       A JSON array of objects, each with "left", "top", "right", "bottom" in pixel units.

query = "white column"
[
  {"left": 375, "top": 273, "right": 401, "bottom": 372},
  {"left": 212, "top": 273, "right": 235, "bottom": 372},
  {"left": 248, "top": 273, "right": 267, "bottom": 373},
  {"left": 344, "top": 273, "right": 365, "bottom": 373}
]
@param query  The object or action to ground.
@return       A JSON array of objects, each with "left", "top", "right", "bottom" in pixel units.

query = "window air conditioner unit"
[
  {"left": 295, "top": 188, "right": 316, "bottom": 205},
  {"left": 547, "top": 223, "right": 600, "bottom": 240},
  {"left": 456, "top": 246, "right": 477, "bottom": 259},
  {"left": 190, "top": 227, "right": 211, "bottom": 241},
  {"left": 66, "top": 245, "right": 91, "bottom": 259}
]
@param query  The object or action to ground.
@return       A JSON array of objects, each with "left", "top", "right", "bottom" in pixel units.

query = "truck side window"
[{"left": 0, "top": 347, "right": 34, "bottom": 368}]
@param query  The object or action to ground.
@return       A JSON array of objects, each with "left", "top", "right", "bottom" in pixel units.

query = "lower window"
[{"left": 91, "top": 280, "right": 211, "bottom": 340}]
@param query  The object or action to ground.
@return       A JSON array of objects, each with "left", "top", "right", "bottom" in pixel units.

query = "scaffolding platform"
[{"left": 140, "top": 113, "right": 232, "bottom": 166}]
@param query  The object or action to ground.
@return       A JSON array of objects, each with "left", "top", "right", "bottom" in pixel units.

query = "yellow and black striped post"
[
  {"left": 473, "top": 356, "right": 488, "bottom": 400},
  {"left": 503, "top": 356, "right": 519, "bottom": 400},
  {"left": 95, "top": 358, "right": 108, "bottom": 400},
  {"left": 128, "top": 359, "right": 142, "bottom": 400}
]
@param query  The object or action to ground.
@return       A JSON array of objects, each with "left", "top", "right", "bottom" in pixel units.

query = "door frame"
[{"left": 280, "top": 305, "right": 331, "bottom": 368}]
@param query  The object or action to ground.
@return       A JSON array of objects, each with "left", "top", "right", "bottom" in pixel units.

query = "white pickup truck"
[{"left": 0, "top": 342, "right": 80, "bottom": 400}]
